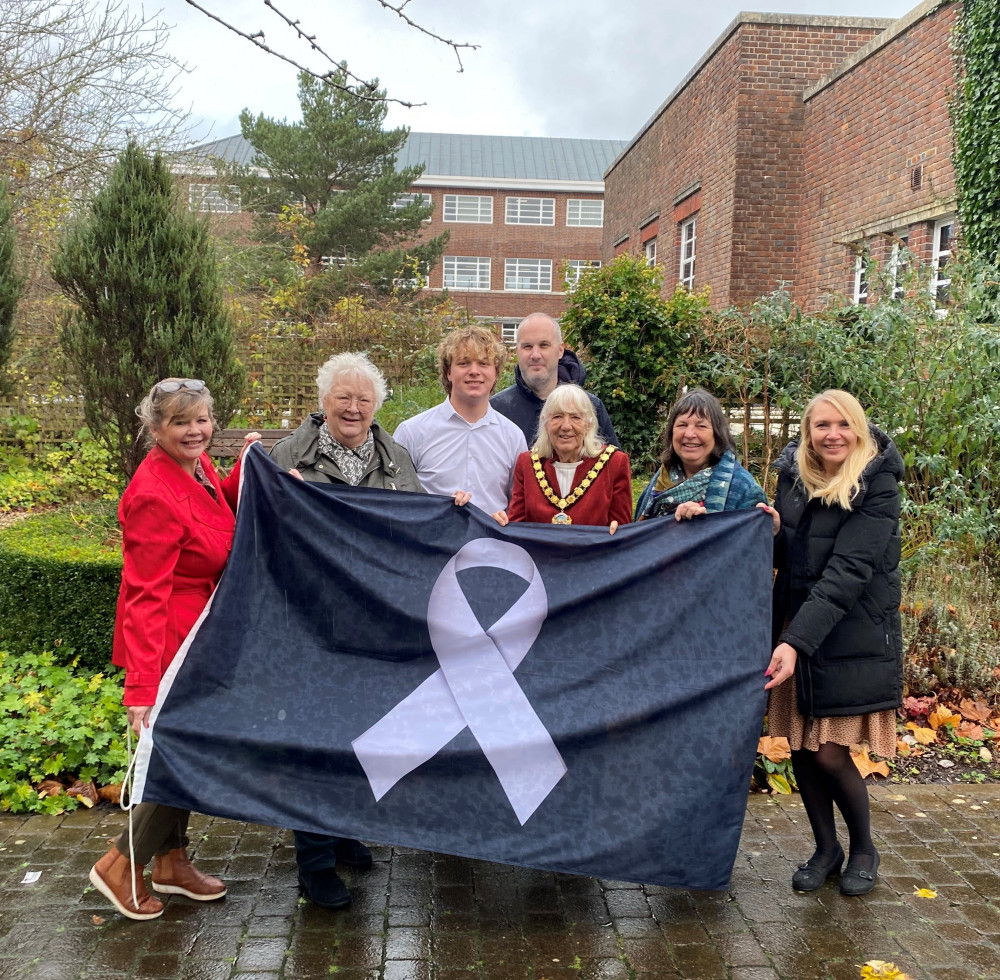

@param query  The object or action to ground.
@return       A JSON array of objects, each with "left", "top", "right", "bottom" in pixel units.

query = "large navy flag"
[{"left": 134, "top": 446, "right": 772, "bottom": 889}]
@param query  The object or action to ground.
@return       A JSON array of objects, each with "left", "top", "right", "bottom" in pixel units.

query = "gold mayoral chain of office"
[{"left": 531, "top": 445, "right": 617, "bottom": 525}]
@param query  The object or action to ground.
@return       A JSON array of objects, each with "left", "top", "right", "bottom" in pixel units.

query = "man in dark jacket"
[{"left": 490, "top": 313, "right": 620, "bottom": 449}]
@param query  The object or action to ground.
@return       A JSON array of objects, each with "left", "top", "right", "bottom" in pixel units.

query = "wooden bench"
[{"left": 209, "top": 428, "right": 289, "bottom": 460}]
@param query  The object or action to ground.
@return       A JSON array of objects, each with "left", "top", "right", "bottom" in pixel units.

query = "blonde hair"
[
  {"left": 437, "top": 324, "right": 507, "bottom": 395},
  {"left": 796, "top": 389, "right": 877, "bottom": 510},
  {"left": 533, "top": 384, "right": 604, "bottom": 459},
  {"left": 136, "top": 379, "right": 214, "bottom": 448}
]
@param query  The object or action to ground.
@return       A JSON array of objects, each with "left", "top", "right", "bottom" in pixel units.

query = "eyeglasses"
[
  {"left": 154, "top": 379, "right": 206, "bottom": 395},
  {"left": 329, "top": 394, "right": 374, "bottom": 411}
]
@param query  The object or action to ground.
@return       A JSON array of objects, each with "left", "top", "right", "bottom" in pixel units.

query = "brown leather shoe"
[
  {"left": 152, "top": 847, "right": 227, "bottom": 901},
  {"left": 89, "top": 845, "right": 164, "bottom": 921}
]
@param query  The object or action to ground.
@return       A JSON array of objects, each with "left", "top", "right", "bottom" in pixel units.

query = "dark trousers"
[
  {"left": 115, "top": 803, "right": 189, "bottom": 866},
  {"left": 293, "top": 831, "right": 341, "bottom": 873}
]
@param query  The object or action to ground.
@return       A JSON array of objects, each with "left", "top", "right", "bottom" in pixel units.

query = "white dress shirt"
[{"left": 393, "top": 398, "right": 527, "bottom": 513}]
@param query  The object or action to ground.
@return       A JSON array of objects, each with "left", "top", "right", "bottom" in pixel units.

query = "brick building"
[
  {"left": 184, "top": 132, "right": 626, "bottom": 338},
  {"left": 603, "top": 0, "right": 957, "bottom": 311}
]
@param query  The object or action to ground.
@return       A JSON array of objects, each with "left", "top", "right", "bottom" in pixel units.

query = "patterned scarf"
[
  {"left": 641, "top": 464, "right": 713, "bottom": 519},
  {"left": 640, "top": 450, "right": 739, "bottom": 520},
  {"left": 317, "top": 423, "right": 374, "bottom": 486},
  {"left": 193, "top": 460, "right": 217, "bottom": 500}
]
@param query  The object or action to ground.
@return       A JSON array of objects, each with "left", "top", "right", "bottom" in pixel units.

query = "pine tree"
[
  {"left": 52, "top": 142, "right": 247, "bottom": 478},
  {"left": 0, "top": 180, "right": 25, "bottom": 394},
  {"left": 222, "top": 67, "right": 448, "bottom": 295}
]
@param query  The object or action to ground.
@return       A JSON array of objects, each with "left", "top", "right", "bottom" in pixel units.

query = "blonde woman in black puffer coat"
[{"left": 764, "top": 389, "right": 903, "bottom": 898}]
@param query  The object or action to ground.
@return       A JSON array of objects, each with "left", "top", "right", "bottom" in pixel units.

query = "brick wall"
[
  {"left": 796, "top": 1, "right": 957, "bottom": 308},
  {"left": 603, "top": 28, "right": 743, "bottom": 306},
  {"left": 175, "top": 177, "right": 608, "bottom": 326},
  {"left": 414, "top": 185, "right": 606, "bottom": 323},
  {"left": 604, "top": 14, "right": 895, "bottom": 308}
]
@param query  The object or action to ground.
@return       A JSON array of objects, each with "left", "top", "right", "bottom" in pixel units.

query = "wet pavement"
[{"left": 1, "top": 784, "right": 998, "bottom": 980}]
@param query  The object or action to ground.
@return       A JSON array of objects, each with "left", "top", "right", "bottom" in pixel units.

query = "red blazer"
[
  {"left": 507, "top": 449, "right": 632, "bottom": 527},
  {"left": 112, "top": 446, "right": 242, "bottom": 706}
]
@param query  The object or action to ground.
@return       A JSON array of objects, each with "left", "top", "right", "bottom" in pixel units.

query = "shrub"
[
  {"left": 0, "top": 428, "right": 122, "bottom": 511},
  {"left": 0, "top": 649, "right": 127, "bottom": 814},
  {"left": 561, "top": 255, "right": 708, "bottom": 471},
  {"left": 697, "top": 270, "right": 1000, "bottom": 555},
  {"left": 0, "top": 503, "right": 121, "bottom": 669},
  {"left": 901, "top": 548, "right": 1000, "bottom": 702}
]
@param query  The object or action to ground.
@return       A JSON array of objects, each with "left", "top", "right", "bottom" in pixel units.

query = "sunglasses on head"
[{"left": 155, "top": 379, "right": 206, "bottom": 394}]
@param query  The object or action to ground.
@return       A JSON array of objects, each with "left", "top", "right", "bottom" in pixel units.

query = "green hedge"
[{"left": 0, "top": 504, "right": 121, "bottom": 670}]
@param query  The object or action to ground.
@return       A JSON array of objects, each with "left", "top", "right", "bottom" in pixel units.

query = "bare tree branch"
[
  {"left": 0, "top": 0, "right": 191, "bottom": 236},
  {"left": 181, "top": 0, "right": 478, "bottom": 102},
  {"left": 370, "top": 0, "right": 478, "bottom": 72}
]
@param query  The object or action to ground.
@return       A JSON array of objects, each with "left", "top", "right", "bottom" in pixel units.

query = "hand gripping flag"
[{"left": 133, "top": 446, "right": 772, "bottom": 889}]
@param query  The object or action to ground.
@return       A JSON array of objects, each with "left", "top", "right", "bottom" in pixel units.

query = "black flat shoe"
[
  {"left": 840, "top": 849, "right": 880, "bottom": 896},
  {"left": 792, "top": 843, "right": 845, "bottom": 891},
  {"left": 298, "top": 867, "right": 350, "bottom": 909},
  {"left": 335, "top": 838, "right": 373, "bottom": 871}
]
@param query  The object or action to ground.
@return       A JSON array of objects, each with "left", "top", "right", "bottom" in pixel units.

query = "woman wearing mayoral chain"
[{"left": 493, "top": 384, "right": 632, "bottom": 532}]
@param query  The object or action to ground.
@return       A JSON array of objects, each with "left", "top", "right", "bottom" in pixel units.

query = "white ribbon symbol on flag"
[{"left": 352, "top": 538, "right": 567, "bottom": 825}]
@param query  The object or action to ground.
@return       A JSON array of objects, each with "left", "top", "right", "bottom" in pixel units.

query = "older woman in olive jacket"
[
  {"left": 269, "top": 354, "right": 422, "bottom": 492},
  {"left": 765, "top": 390, "right": 903, "bottom": 899},
  {"left": 268, "top": 352, "right": 472, "bottom": 911},
  {"left": 268, "top": 353, "right": 421, "bottom": 910}
]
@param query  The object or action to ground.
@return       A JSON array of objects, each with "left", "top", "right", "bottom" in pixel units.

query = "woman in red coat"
[
  {"left": 89, "top": 379, "right": 258, "bottom": 921},
  {"left": 493, "top": 383, "right": 632, "bottom": 531}
]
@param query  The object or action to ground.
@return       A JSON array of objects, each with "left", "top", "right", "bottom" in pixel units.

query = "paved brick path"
[{"left": 1, "top": 785, "right": 997, "bottom": 980}]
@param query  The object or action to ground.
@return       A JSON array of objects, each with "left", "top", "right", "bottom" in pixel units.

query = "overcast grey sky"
[{"left": 152, "top": 0, "right": 920, "bottom": 146}]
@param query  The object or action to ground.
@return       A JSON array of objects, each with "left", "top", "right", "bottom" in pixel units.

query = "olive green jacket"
[{"left": 268, "top": 413, "right": 423, "bottom": 492}]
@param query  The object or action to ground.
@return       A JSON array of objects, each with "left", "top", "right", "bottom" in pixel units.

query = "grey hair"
[
  {"left": 532, "top": 383, "right": 604, "bottom": 458},
  {"left": 316, "top": 352, "right": 388, "bottom": 412},
  {"left": 516, "top": 312, "right": 562, "bottom": 345}
]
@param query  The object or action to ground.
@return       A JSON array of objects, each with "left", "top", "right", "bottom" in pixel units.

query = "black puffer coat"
[{"left": 772, "top": 425, "right": 904, "bottom": 718}]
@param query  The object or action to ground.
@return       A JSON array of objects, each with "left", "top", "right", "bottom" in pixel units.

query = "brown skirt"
[{"left": 767, "top": 676, "right": 897, "bottom": 758}]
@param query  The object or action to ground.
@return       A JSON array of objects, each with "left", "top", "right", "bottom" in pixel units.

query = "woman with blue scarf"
[{"left": 635, "top": 388, "right": 775, "bottom": 524}]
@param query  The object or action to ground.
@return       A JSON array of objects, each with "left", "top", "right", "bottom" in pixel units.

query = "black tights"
[{"left": 791, "top": 745, "right": 876, "bottom": 868}]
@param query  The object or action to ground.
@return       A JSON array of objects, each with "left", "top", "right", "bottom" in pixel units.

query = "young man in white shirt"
[{"left": 394, "top": 325, "right": 526, "bottom": 514}]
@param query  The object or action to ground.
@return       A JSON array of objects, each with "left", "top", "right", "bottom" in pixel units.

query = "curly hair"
[
  {"left": 437, "top": 325, "right": 507, "bottom": 395},
  {"left": 316, "top": 352, "right": 388, "bottom": 412}
]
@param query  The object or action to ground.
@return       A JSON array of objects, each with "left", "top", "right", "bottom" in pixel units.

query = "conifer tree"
[
  {"left": 0, "top": 180, "right": 24, "bottom": 393},
  {"left": 221, "top": 67, "right": 448, "bottom": 294},
  {"left": 52, "top": 142, "right": 246, "bottom": 478}
]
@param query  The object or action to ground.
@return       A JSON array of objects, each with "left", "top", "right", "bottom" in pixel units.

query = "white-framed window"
[
  {"left": 393, "top": 192, "right": 433, "bottom": 220},
  {"left": 644, "top": 238, "right": 657, "bottom": 267},
  {"left": 443, "top": 256, "right": 491, "bottom": 290},
  {"left": 498, "top": 320, "right": 519, "bottom": 344},
  {"left": 505, "top": 258, "right": 552, "bottom": 292},
  {"left": 679, "top": 216, "right": 697, "bottom": 289},
  {"left": 505, "top": 197, "right": 555, "bottom": 225},
  {"left": 443, "top": 194, "right": 493, "bottom": 223},
  {"left": 930, "top": 217, "right": 954, "bottom": 307},
  {"left": 889, "top": 233, "right": 909, "bottom": 301},
  {"left": 188, "top": 183, "right": 240, "bottom": 213},
  {"left": 853, "top": 252, "right": 869, "bottom": 305},
  {"left": 567, "top": 199, "right": 604, "bottom": 227},
  {"left": 565, "top": 259, "right": 601, "bottom": 289}
]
